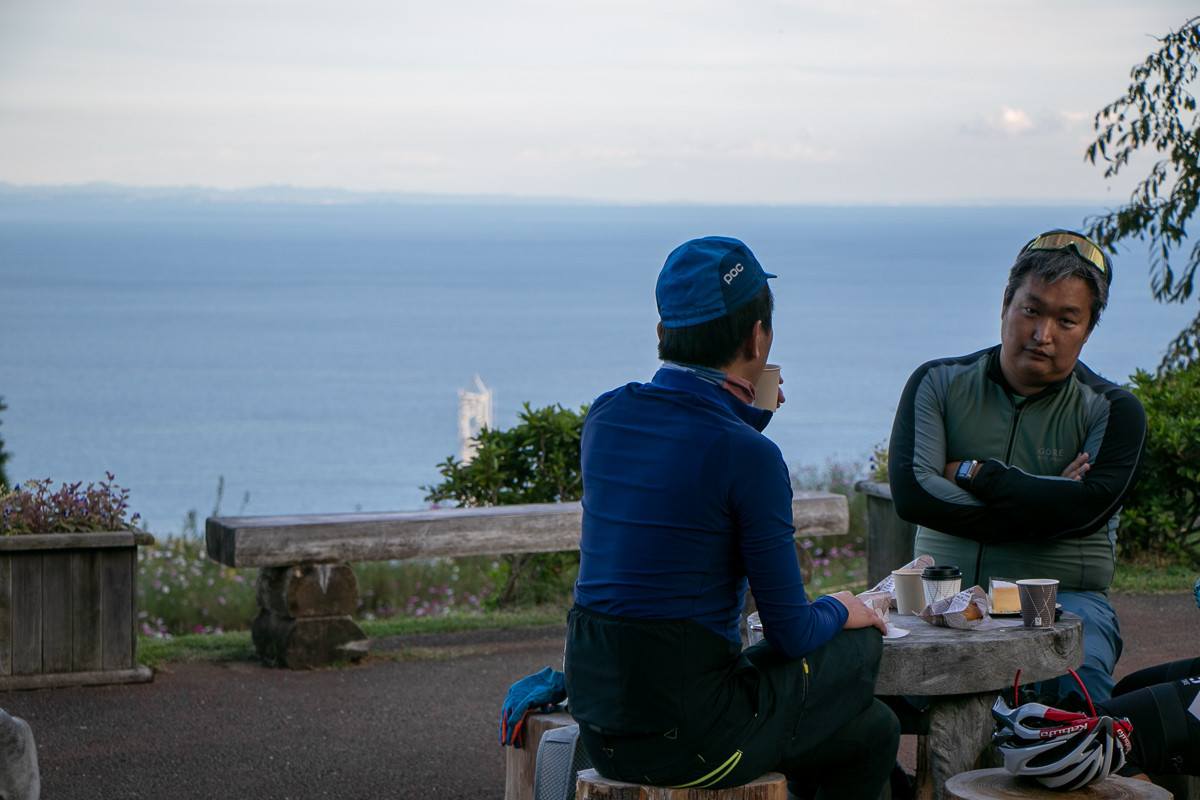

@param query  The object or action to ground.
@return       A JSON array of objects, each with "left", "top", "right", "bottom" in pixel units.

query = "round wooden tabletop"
[{"left": 876, "top": 612, "right": 1084, "bottom": 697}]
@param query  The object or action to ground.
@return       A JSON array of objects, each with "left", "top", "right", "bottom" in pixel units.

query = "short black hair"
[
  {"left": 658, "top": 285, "right": 774, "bottom": 368},
  {"left": 1003, "top": 249, "right": 1109, "bottom": 330}
]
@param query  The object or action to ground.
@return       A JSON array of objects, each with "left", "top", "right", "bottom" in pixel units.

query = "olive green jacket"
[{"left": 888, "top": 346, "right": 1146, "bottom": 592}]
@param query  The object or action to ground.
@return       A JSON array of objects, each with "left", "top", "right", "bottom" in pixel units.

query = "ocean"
[{"left": 1, "top": 192, "right": 1193, "bottom": 536}]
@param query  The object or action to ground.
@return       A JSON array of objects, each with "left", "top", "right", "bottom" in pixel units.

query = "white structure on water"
[{"left": 458, "top": 374, "right": 493, "bottom": 463}]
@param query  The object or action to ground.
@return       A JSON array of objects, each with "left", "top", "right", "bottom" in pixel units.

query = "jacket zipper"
[{"left": 976, "top": 397, "right": 1027, "bottom": 583}]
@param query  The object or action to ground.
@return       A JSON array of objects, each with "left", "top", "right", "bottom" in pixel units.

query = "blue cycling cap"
[{"left": 655, "top": 236, "right": 775, "bottom": 328}]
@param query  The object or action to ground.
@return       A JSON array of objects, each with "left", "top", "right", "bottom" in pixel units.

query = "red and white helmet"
[{"left": 991, "top": 696, "right": 1133, "bottom": 790}]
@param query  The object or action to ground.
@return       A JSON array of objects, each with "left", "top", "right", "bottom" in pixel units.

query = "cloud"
[
  {"left": 714, "top": 140, "right": 844, "bottom": 164},
  {"left": 964, "top": 107, "right": 1035, "bottom": 138},
  {"left": 517, "top": 145, "right": 647, "bottom": 168},
  {"left": 515, "top": 139, "right": 844, "bottom": 170},
  {"left": 962, "top": 106, "right": 1098, "bottom": 139}
]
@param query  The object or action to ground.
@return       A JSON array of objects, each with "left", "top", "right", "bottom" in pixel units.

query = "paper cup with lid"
[{"left": 921, "top": 565, "right": 963, "bottom": 607}]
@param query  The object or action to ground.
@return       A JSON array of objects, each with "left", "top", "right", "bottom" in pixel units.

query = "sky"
[{"left": 0, "top": 1, "right": 1196, "bottom": 205}]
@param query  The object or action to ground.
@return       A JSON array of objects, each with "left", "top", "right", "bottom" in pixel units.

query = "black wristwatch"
[{"left": 955, "top": 460, "right": 979, "bottom": 490}]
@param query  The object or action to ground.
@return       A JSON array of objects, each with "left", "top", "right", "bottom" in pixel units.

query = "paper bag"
[{"left": 918, "top": 585, "right": 988, "bottom": 629}]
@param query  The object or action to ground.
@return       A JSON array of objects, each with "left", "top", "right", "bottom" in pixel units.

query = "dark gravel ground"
[{"left": 1, "top": 591, "right": 1196, "bottom": 800}]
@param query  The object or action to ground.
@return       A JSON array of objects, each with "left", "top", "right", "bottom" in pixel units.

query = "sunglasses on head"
[{"left": 1022, "top": 230, "right": 1113, "bottom": 285}]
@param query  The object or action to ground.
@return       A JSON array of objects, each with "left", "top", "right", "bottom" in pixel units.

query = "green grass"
[
  {"left": 1111, "top": 561, "right": 1197, "bottom": 594},
  {"left": 137, "top": 600, "right": 572, "bottom": 670},
  {"left": 358, "top": 598, "right": 572, "bottom": 637},
  {"left": 138, "top": 630, "right": 256, "bottom": 671}
]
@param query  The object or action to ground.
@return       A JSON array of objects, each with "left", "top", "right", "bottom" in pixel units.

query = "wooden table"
[{"left": 877, "top": 612, "right": 1084, "bottom": 800}]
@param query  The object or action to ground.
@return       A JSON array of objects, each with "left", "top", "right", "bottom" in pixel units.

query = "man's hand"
[
  {"left": 1061, "top": 452, "right": 1090, "bottom": 481},
  {"left": 947, "top": 453, "right": 1090, "bottom": 483},
  {"left": 829, "top": 590, "right": 887, "bottom": 635}
]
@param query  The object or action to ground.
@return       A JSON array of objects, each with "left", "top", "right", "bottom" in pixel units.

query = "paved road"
[{"left": 1, "top": 592, "right": 1196, "bottom": 799}]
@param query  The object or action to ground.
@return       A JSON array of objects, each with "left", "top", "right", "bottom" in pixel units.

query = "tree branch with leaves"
[
  {"left": 1085, "top": 16, "right": 1200, "bottom": 371},
  {"left": 423, "top": 401, "right": 588, "bottom": 607}
]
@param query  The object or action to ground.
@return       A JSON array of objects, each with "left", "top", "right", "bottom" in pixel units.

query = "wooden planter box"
[{"left": 0, "top": 531, "right": 155, "bottom": 690}]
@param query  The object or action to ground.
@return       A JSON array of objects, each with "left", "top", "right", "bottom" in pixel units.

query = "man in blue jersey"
[
  {"left": 889, "top": 229, "right": 1147, "bottom": 707},
  {"left": 564, "top": 236, "right": 899, "bottom": 798}
]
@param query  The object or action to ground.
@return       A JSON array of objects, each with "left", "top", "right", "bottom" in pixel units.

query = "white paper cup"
[
  {"left": 892, "top": 569, "right": 926, "bottom": 615},
  {"left": 753, "top": 365, "right": 781, "bottom": 410},
  {"left": 1017, "top": 579, "right": 1059, "bottom": 628},
  {"left": 922, "top": 565, "right": 963, "bottom": 607}
]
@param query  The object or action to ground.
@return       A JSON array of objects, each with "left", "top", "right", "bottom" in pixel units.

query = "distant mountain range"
[{"left": 0, "top": 182, "right": 599, "bottom": 206}]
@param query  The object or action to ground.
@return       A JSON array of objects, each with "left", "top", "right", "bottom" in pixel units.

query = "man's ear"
[
  {"left": 742, "top": 320, "right": 764, "bottom": 361},
  {"left": 657, "top": 321, "right": 664, "bottom": 342}
]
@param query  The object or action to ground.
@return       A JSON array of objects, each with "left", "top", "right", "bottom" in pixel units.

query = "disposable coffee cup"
[
  {"left": 1016, "top": 579, "right": 1059, "bottom": 628},
  {"left": 753, "top": 365, "right": 781, "bottom": 410},
  {"left": 921, "top": 565, "right": 962, "bottom": 607},
  {"left": 860, "top": 591, "right": 890, "bottom": 625},
  {"left": 892, "top": 569, "right": 926, "bottom": 615}
]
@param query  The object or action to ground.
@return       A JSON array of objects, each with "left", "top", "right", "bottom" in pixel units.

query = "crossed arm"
[{"left": 888, "top": 360, "right": 1146, "bottom": 544}]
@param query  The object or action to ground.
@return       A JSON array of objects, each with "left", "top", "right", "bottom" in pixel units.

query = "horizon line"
[{"left": 0, "top": 180, "right": 1118, "bottom": 210}]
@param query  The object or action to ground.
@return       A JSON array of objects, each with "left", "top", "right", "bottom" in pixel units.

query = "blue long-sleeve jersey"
[{"left": 573, "top": 367, "right": 847, "bottom": 660}]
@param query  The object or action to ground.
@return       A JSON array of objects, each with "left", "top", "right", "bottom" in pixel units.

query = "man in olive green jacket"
[{"left": 889, "top": 229, "right": 1147, "bottom": 705}]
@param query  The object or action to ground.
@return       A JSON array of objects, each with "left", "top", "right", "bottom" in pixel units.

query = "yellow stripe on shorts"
[{"left": 671, "top": 750, "right": 742, "bottom": 789}]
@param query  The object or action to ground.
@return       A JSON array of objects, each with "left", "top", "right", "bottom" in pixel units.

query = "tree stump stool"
[
  {"left": 504, "top": 711, "right": 576, "bottom": 800},
  {"left": 576, "top": 769, "right": 786, "bottom": 800},
  {"left": 1149, "top": 773, "right": 1200, "bottom": 800},
  {"left": 944, "top": 768, "right": 1171, "bottom": 799}
]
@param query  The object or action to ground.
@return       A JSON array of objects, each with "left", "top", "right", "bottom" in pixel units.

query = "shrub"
[
  {"left": 791, "top": 456, "right": 870, "bottom": 593},
  {"left": 1120, "top": 362, "right": 1200, "bottom": 566},
  {"left": 423, "top": 402, "right": 587, "bottom": 607},
  {"left": 868, "top": 440, "right": 888, "bottom": 483},
  {"left": 1, "top": 472, "right": 141, "bottom": 534},
  {"left": 0, "top": 397, "right": 9, "bottom": 490},
  {"left": 137, "top": 538, "right": 494, "bottom": 636},
  {"left": 353, "top": 557, "right": 488, "bottom": 620},
  {"left": 137, "top": 535, "right": 257, "bottom": 638}
]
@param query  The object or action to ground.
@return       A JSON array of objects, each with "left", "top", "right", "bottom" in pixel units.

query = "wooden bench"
[{"left": 205, "top": 493, "right": 849, "bottom": 668}]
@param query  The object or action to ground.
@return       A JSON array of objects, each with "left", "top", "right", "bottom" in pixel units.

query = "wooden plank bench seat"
[{"left": 205, "top": 493, "right": 848, "bottom": 668}]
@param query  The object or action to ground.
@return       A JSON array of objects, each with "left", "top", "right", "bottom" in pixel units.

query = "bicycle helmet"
[{"left": 992, "top": 696, "right": 1133, "bottom": 790}]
